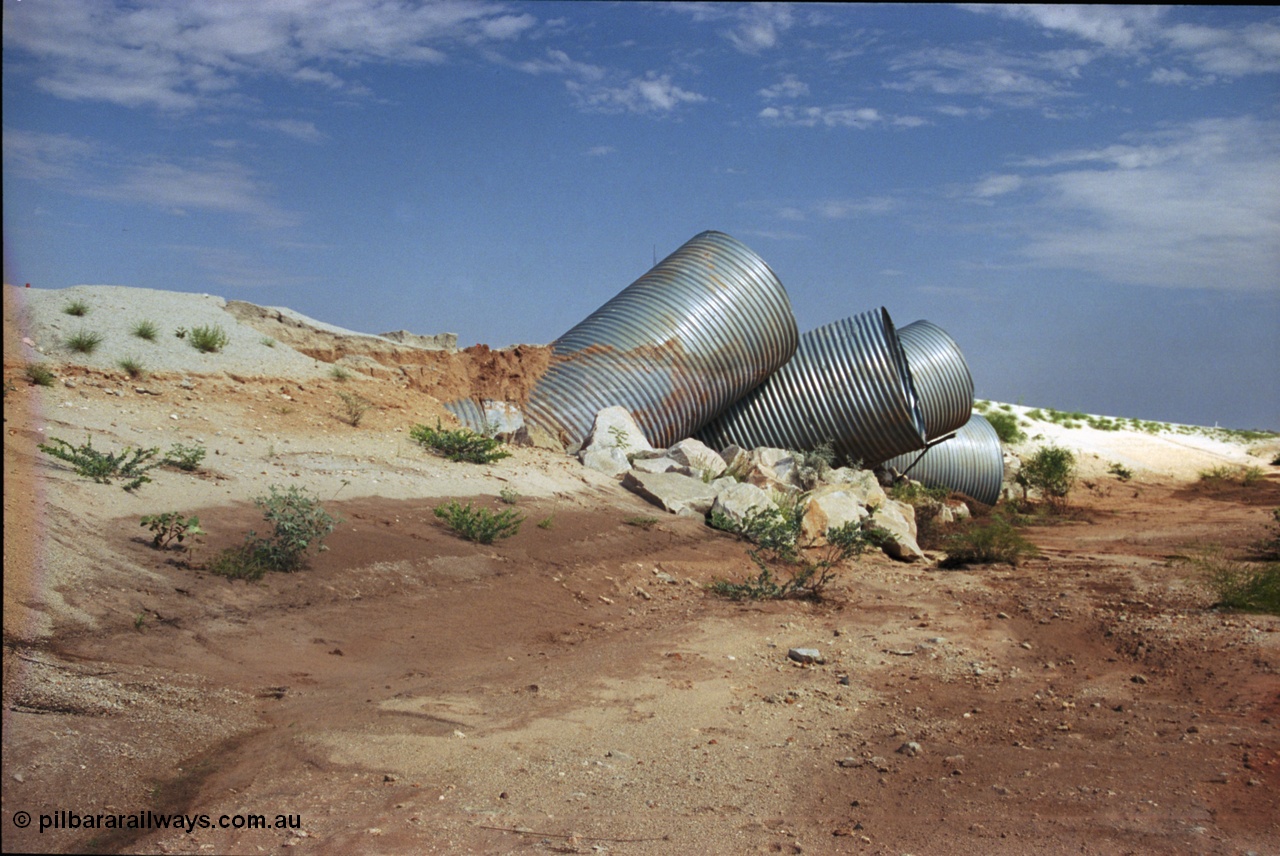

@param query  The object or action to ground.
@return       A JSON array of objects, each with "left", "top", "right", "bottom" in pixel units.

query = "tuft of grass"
[
  {"left": 38, "top": 436, "right": 161, "bottom": 490},
  {"left": 985, "top": 410, "right": 1027, "bottom": 445},
  {"left": 330, "top": 365, "right": 352, "bottom": 382},
  {"left": 537, "top": 515, "right": 555, "bottom": 530},
  {"left": 1107, "top": 462, "right": 1134, "bottom": 482},
  {"left": 63, "top": 299, "right": 89, "bottom": 317},
  {"left": 939, "top": 517, "right": 1039, "bottom": 568},
  {"left": 260, "top": 337, "right": 276, "bottom": 348},
  {"left": 434, "top": 500, "right": 523, "bottom": 544},
  {"left": 498, "top": 486, "right": 520, "bottom": 505},
  {"left": 188, "top": 324, "right": 229, "bottom": 353},
  {"left": 624, "top": 515, "right": 660, "bottom": 530},
  {"left": 25, "top": 364, "right": 56, "bottom": 387},
  {"left": 335, "top": 390, "right": 372, "bottom": 427},
  {"left": 131, "top": 319, "right": 159, "bottom": 341},
  {"left": 65, "top": 328, "right": 104, "bottom": 354},
  {"left": 117, "top": 355, "right": 146, "bottom": 379},
  {"left": 410, "top": 421, "right": 511, "bottom": 464}
]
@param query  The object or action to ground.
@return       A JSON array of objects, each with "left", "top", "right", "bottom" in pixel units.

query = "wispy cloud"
[
  {"left": 965, "top": 5, "right": 1162, "bottom": 51},
  {"left": 2, "top": 128, "right": 99, "bottom": 181},
  {"left": 2, "top": 0, "right": 538, "bottom": 111},
  {"left": 999, "top": 118, "right": 1280, "bottom": 292},
  {"left": 725, "top": 4, "right": 794, "bottom": 54},
  {"left": 886, "top": 46, "right": 1078, "bottom": 108},
  {"left": 758, "top": 104, "right": 923, "bottom": 129},
  {"left": 256, "top": 119, "right": 326, "bottom": 144},
  {"left": 567, "top": 72, "right": 706, "bottom": 115}
]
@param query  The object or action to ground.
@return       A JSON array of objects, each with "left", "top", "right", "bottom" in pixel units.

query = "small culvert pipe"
[
  {"left": 524, "top": 231, "right": 799, "bottom": 451},
  {"left": 881, "top": 412, "right": 1004, "bottom": 506},
  {"left": 696, "top": 308, "right": 928, "bottom": 467},
  {"left": 897, "top": 319, "right": 975, "bottom": 442}
]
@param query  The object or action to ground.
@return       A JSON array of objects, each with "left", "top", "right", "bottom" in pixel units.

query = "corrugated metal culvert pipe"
[
  {"left": 881, "top": 413, "right": 1005, "bottom": 506},
  {"left": 896, "top": 319, "right": 974, "bottom": 442},
  {"left": 696, "top": 308, "right": 928, "bottom": 467},
  {"left": 524, "top": 231, "right": 799, "bottom": 451}
]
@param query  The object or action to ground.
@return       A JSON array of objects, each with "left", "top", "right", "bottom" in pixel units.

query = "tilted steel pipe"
[
  {"left": 896, "top": 319, "right": 974, "bottom": 442},
  {"left": 881, "top": 413, "right": 1005, "bottom": 506}
]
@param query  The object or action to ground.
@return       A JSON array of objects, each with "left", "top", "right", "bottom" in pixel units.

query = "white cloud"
[
  {"left": 758, "top": 73, "right": 809, "bottom": 100},
  {"left": 569, "top": 73, "right": 706, "bottom": 115},
  {"left": 256, "top": 119, "right": 325, "bottom": 143},
  {"left": 758, "top": 103, "right": 917, "bottom": 130},
  {"left": 585, "top": 146, "right": 616, "bottom": 157},
  {"left": 100, "top": 159, "right": 296, "bottom": 228},
  {"left": 965, "top": 5, "right": 1161, "bottom": 51},
  {"left": 2, "top": 0, "right": 539, "bottom": 111},
  {"left": 1010, "top": 118, "right": 1280, "bottom": 292},
  {"left": 2, "top": 129, "right": 99, "bottom": 181},
  {"left": 725, "top": 4, "right": 794, "bottom": 54},
  {"left": 515, "top": 49, "right": 605, "bottom": 82},
  {"left": 887, "top": 46, "right": 1076, "bottom": 107},
  {"left": 973, "top": 174, "right": 1023, "bottom": 198},
  {"left": 1162, "top": 21, "right": 1280, "bottom": 76}
]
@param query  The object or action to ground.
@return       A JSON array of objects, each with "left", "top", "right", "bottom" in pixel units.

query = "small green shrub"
[
  {"left": 624, "top": 515, "right": 660, "bottom": 529},
  {"left": 1016, "top": 446, "right": 1076, "bottom": 507},
  {"left": 174, "top": 327, "right": 187, "bottom": 339},
  {"left": 1108, "top": 462, "right": 1134, "bottom": 482},
  {"left": 1190, "top": 547, "right": 1280, "bottom": 615},
  {"left": 131, "top": 319, "right": 159, "bottom": 341},
  {"left": 335, "top": 390, "right": 372, "bottom": 427},
  {"left": 117, "top": 355, "right": 146, "bottom": 379},
  {"left": 330, "top": 365, "right": 352, "bottom": 382},
  {"left": 25, "top": 364, "right": 56, "bottom": 387},
  {"left": 246, "top": 485, "right": 338, "bottom": 572},
  {"left": 498, "top": 486, "right": 520, "bottom": 504},
  {"left": 140, "top": 513, "right": 205, "bottom": 550},
  {"left": 939, "top": 518, "right": 1039, "bottom": 568},
  {"left": 889, "top": 480, "right": 949, "bottom": 506},
  {"left": 261, "top": 337, "right": 276, "bottom": 348},
  {"left": 38, "top": 436, "right": 161, "bottom": 490},
  {"left": 63, "top": 299, "right": 89, "bottom": 317},
  {"left": 434, "top": 500, "right": 523, "bottom": 544},
  {"left": 206, "top": 543, "right": 270, "bottom": 581},
  {"left": 410, "top": 421, "right": 511, "bottom": 464},
  {"left": 65, "top": 329, "right": 104, "bottom": 354},
  {"left": 709, "top": 517, "right": 880, "bottom": 601},
  {"left": 985, "top": 410, "right": 1027, "bottom": 445},
  {"left": 163, "top": 442, "right": 207, "bottom": 471},
  {"left": 537, "top": 515, "right": 555, "bottom": 530},
  {"left": 188, "top": 324, "right": 229, "bottom": 353},
  {"left": 1199, "top": 465, "right": 1266, "bottom": 489}
]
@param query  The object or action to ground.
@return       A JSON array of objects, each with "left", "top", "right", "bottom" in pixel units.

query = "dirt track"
[{"left": 4, "top": 286, "right": 1279, "bottom": 855}]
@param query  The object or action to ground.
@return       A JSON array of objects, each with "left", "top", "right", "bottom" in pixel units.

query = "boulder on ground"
[
  {"left": 623, "top": 471, "right": 730, "bottom": 517},
  {"left": 667, "top": 438, "right": 726, "bottom": 479},
  {"left": 826, "top": 467, "right": 888, "bottom": 508},
  {"left": 578, "top": 406, "right": 654, "bottom": 457},
  {"left": 709, "top": 481, "right": 776, "bottom": 528},
  {"left": 742, "top": 447, "right": 802, "bottom": 494},
  {"left": 800, "top": 485, "right": 871, "bottom": 545},
  {"left": 579, "top": 445, "right": 632, "bottom": 477},
  {"left": 631, "top": 456, "right": 681, "bottom": 475},
  {"left": 870, "top": 500, "right": 926, "bottom": 562}
]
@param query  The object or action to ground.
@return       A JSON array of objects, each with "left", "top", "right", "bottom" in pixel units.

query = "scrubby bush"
[
  {"left": 335, "top": 390, "right": 372, "bottom": 427},
  {"left": 1108, "top": 462, "right": 1134, "bottom": 482},
  {"left": 434, "top": 500, "right": 523, "bottom": 544},
  {"left": 38, "top": 436, "right": 161, "bottom": 490},
  {"left": 939, "top": 517, "right": 1039, "bottom": 568},
  {"left": 985, "top": 410, "right": 1026, "bottom": 445},
  {"left": 1199, "top": 465, "right": 1266, "bottom": 489},
  {"left": 163, "top": 442, "right": 207, "bottom": 472},
  {"left": 1190, "top": 546, "right": 1279, "bottom": 615},
  {"left": 25, "top": 364, "right": 55, "bottom": 387},
  {"left": 209, "top": 485, "right": 338, "bottom": 580},
  {"left": 410, "top": 421, "right": 510, "bottom": 464},
  {"left": 1016, "top": 446, "right": 1076, "bottom": 507},
  {"left": 710, "top": 515, "right": 881, "bottom": 601}
]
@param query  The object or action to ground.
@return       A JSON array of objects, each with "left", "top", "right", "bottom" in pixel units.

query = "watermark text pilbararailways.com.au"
[{"left": 12, "top": 809, "right": 301, "bottom": 834}]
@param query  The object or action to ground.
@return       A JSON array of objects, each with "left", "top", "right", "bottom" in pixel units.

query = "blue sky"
[{"left": 4, "top": 2, "right": 1278, "bottom": 430}]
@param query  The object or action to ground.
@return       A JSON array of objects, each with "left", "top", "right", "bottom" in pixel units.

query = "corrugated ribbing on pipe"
[
  {"left": 524, "top": 231, "right": 799, "bottom": 451},
  {"left": 882, "top": 413, "right": 1004, "bottom": 506},
  {"left": 442, "top": 397, "right": 487, "bottom": 432},
  {"left": 696, "top": 308, "right": 928, "bottom": 467},
  {"left": 897, "top": 319, "right": 974, "bottom": 441}
]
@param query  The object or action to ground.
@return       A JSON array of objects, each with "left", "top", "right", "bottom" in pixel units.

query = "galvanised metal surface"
[
  {"left": 695, "top": 308, "right": 928, "bottom": 467},
  {"left": 881, "top": 413, "right": 1004, "bottom": 506},
  {"left": 897, "top": 319, "right": 974, "bottom": 441},
  {"left": 525, "top": 231, "right": 799, "bottom": 451}
]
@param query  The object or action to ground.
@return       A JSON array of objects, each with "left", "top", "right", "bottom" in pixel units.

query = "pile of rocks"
[{"left": 577, "top": 407, "right": 971, "bottom": 563}]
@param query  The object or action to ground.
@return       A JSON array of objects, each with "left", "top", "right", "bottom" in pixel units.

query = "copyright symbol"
[{"left": 14, "top": 811, "right": 31, "bottom": 828}]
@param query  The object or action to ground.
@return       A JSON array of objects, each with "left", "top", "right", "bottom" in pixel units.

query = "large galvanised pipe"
[
  {"left": 881, "top": 413, "right": 1005, "bottom": 506},
  {"left": 897, "top": 319, "right": 974, "bottom": 442},
  {"left": 524, "top": 231, "right": 799, "bottom": 451},
  {"left": 696, "top": 308, "right": 928, "bottom": 467}
]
